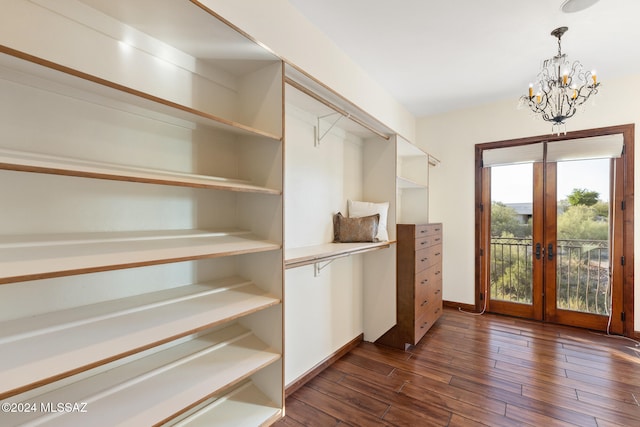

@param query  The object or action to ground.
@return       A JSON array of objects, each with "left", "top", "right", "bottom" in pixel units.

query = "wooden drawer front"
[
  {"left": 415, "top": 268, "right": 440, "bottom": 306},
  {"left": 429, "top": 265, "right": 443, "bottom": 290},
  {"left": 414, "top": 233, "right": 442, "bottom": 250},
  {"left": 414, "top": 245, "right": 442, "bottom": 272},
  {"left": 414, "top": 223, "right": 442, "bottom": 238},
  {"left": 415, "top": 289, "right": 431, "bottom": 316},
  {"left": 415, "top": 267, "right": 433, "bottom": 288},
  {"left": 428, "top": 245, "right": 443, "bottom": 268},
  {"left": 414, "top": 247, "right": 432, "bottom": 272},
  {"left": 415, "top": 277, "right": 443, "bottom": 316},
  {"left": 414, "top": 302, "right": 442, "bottom": 342}
]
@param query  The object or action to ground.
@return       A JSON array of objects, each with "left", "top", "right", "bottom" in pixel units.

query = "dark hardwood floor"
[{"left": 274, "top": 307, "right": 640, "bottom": 426}]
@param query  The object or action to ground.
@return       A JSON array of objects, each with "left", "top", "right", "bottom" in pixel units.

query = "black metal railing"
[
  {"left": 490, "top": 237, "right": 533, "bottom": 304},
  {"left": 490, "top": 237, "right": 610, "bottom": 315}
]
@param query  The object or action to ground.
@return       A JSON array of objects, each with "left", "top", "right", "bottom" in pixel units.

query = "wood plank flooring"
[{"left": 275, "top": 307, "right": 640, "bottom": 426}]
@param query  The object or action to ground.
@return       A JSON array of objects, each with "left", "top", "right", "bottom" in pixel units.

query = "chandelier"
[{"left": 519, "top": 26, "right": 600, "bottom": 134}]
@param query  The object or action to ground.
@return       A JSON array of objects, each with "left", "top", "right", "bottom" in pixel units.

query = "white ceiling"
[{"left": 287, "top": 0, "right": 640, "bottom": 117}]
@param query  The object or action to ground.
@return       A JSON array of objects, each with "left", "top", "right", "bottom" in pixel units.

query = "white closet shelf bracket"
[
  {"left": 313, "top": 253, "right": 349, "bottom": 276},
  {"left": 314, "top": 112, "right": 347, "bottom": 147}
]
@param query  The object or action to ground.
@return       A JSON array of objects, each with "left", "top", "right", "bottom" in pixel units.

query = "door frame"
[{"left": 474, "top": 124, "right": 635, "bottom": 336}]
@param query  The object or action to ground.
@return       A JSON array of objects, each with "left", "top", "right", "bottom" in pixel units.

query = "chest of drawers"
[{"left": 376, "top": 223, "right": 443, "bottom": 349}]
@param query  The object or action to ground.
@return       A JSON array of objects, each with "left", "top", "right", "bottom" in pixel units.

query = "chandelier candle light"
[{"left": 519, "top": 26, "right": 600, "bottom": 135}]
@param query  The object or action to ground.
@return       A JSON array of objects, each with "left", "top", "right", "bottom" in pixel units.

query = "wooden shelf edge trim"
[
  {"left": 284, "top": 241, "right": 393, "bottom": 269},
  {"left": 0, "top": 149, "right": 281, "bottom": 195},
  {"left": 1, "top": 303, "right": 279, "bottom": 400},
  {"left": 285, "top": 333, "right": 363, "bottom": 398},
  {"left": 0, "top": 231, "right": 281, "bottom": 285},
  {"left": 0, "top": 279, "right": 276, "bottom": 344},
  {"left": 173, "top": 381, "right": 282, "bottom": 427},
  {"left": 4, "top": 326, "right": 282, "bottom": 425},
  {"left": 154, "top": 358, "right": 282, "bottom": 427},
  {"left": 0, "top": 246, "right": 278, "bottom": 286},
  {"left": 0, "top": 45, "right": 282, "bottom": 141},
  {"left": 1, "top": 283, "right": 281, "bottom": 399}
]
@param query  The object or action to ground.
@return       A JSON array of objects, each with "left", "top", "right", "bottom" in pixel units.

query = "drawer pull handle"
[
  {"left": 421, "top": 279, "right": 428, "bottom": 284},
  {"left": 435, "top": 252, "right": 441, "bottom": 256},
  {"left": 421, "top": 299, "right": 428, "bottom": 306},
  {"left": 435, "top": 271, "right": 441, "bottom": 275},
  {"left": 435, "top": 289, "right": 441, "bottom": 294},
  {"left": 421, "top": 258, "right": 428, "bottom": 262},
  {"left": 435, "top": 238, "right": 441, "bottom": 242},
  {"left": 421, "top": 322, "right": 429, "bottom": 329},
  {"left": 421, "top": 241, "right": 426, "bottom": 245},
  {"left": 435, "top": 308, "right": 441, "bottom": 314},
  {"left": 420, "top": 229, "right": 427, "bottom": 233}
]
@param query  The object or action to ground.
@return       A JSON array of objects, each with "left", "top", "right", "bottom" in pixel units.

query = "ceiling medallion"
[{"left": 518, "top": 26, "right": 600, "bottom": 135}]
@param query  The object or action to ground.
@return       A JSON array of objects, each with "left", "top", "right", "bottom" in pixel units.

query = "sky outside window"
[{"left": 491, "top": 159, "right": 609, "bottom": 204}]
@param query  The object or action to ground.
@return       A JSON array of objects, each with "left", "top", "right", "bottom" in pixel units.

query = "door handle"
[
  {"left": 535, "top": 243, "right": 541, "bottom": 260},
  {"left": 548, "top": 243, "right": 554, "bottom": 261}
]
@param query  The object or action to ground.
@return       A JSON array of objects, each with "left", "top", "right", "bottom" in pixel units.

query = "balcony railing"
[{"left": 490, "top": 237, "right": 611, "bottom": 315}]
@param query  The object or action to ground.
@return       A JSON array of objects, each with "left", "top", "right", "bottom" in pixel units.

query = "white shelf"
[
  {"left": 0, "top": 276, "right": 280, "bottom": 398},
  {"left": 0, "top": 49, "right": 282, "bottom": 141},
  {"left": 396, "top": 136, "right": 430, "bottom": 224},
  {"left": 171, "top": 381, "right": 282, "bottom": 427},
  {"left": 0, "top": 229, "right": 280, "bottom": 284},
  {"left": 285, "top": 241, "right": 392, "bottom": 269},
  {"left": 1, "top": 324, "right": 281, "bottom": 427},
  {"left": 0, "top": 148, "right": 281, "bottom": 195},
  {"left": 397, "top": 175, "right": 428, "bottom": 189}
]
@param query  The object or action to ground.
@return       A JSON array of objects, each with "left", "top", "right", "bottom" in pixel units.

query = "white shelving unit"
[
  {"left": 0, "top": 1, "right": 283, "bottom": 425},
  {"left": 396, "top": 135, "right": 435, "bottom": 224},
  {"left": 283, "top": 65, "right": 397, "bottom": 387}
]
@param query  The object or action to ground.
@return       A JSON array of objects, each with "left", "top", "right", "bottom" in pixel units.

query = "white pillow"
[{"left": 348, "top": 199, "right": 389, "bottom": 241}]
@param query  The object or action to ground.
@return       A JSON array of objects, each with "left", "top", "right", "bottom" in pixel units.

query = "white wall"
[
  {"left": 417, "top": 73, "right": 640, "bottom": 332},
  {"left": 283, "top": 101, "right": 365, "bottom": 385},
  {"left": 198, "top": 0, "right": 416, "bottom": 141},
  {"left": 283, "top": 97, "right": 396, "bottom": 384}
]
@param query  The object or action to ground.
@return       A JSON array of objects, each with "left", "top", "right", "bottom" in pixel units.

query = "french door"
[{"left": 476, "top": 126, "right": 634, "bottom": 334}]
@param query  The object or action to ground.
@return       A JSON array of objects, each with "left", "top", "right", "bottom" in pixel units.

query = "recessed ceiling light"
[{"left": 561, "top": 0, "right": 600, "bottom": 13}]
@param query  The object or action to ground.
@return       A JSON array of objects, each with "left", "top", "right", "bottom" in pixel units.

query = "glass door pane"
[
  {"left": 489, "top": 163, "right": 533, "bottom": 305},
  {"left": 555, "top": 159, "right": 611, "bottom": 315}
]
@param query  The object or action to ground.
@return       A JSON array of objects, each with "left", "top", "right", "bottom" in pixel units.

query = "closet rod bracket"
[
  {"left": 314, "top": 112, "right": 345, "bottom": 147},
  {"left": 314, "top": 258, "right": 334, "bottom": 276},
  {"left": 313, "top": 252, "right": 350, "bottom": 276}
]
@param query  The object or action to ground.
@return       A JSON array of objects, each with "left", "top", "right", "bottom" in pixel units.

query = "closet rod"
[{"left": 285, "top": 77, "right": 390, "bottom": 141}]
